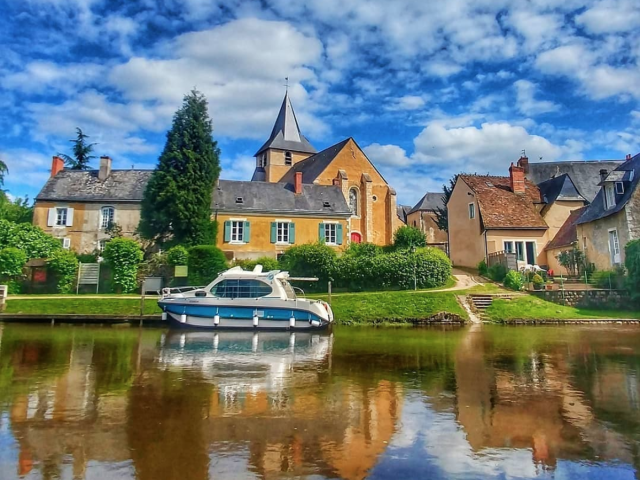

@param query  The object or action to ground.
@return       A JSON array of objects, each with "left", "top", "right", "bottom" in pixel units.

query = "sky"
[{"left": 1, "top": 0, "right": 639, "bottom": 207}]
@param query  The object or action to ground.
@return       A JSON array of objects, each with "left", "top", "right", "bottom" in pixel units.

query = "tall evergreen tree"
[
  {"left": 434, "top": 174, "right": 458, "bottom": 232},
  {"left": 0, "top": 158, "right": 7, "bottom": 187},
  {"left": 58, "top": 128, "right": 96, "bottom": 170},
  {"left": 139, "top": 90, "right": 221, "bottom": 246}
]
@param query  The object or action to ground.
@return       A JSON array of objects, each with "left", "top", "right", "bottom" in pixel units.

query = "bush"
[
  {"left": 344, "top": 242, "right": 383, "bottom": 258},
  {"left": 103, "top": 238, "right": 144, "bottom": 293},
  {"left": 235, "top": 256, "right": 280, "bottom": 272},
  {"left": 477, "top": 259, "right": 488, "bottom": 276},
  {"left": 487, "top": 263, "right": 508, "bottom": 282},
  {"left": 0, "top": 247, "right": 27, "bottom": 277},
  {"left": 393, "top": 226, "right": 427, "bottom": 250},
  {"left": 47, "top": 249, "right": 79, "bottom": 293},
  {"left": 77, "top": 253, "right": 98, "bottom": 263},
  {"left": 592, "top": 268, "right": 626, "bottom": 290},
  {"left": 280, "top": 243, "right": 337, "bottom": 285},
  {"left": 188, "top": 245, "right": 228, "bottom": 286},
  {"left": 626, "top": 240, "right": 640, "bottom": 304},
  {"left": 503, "top": 270, "right": 524, "bottom": 291},
  {"left": 0, "top": 219, "right": 61, "bottom": 259},
  {"left": 166, "top": 245, "right": 189, "bottom": 266},
  {"left": 532, "top": 274, "right": 544, "bottom": 290}
]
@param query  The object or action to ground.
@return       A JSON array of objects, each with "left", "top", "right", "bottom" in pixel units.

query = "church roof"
[
  {"left": 280, "top": 138, "right": 351, "bottom": 184},
  {"left": 254, "top": 93, "right": 317, "bottom": 156}
]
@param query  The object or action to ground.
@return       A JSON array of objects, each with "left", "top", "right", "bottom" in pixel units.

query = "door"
[
  {"left": 351, "top": 232, "right": 362, "bottom": 243},
  {"left": 609, "top": 230, "right": 620, "bottom": 265},
  {"left": 525, "top": 242, "right": 536, "bottom": 265}
]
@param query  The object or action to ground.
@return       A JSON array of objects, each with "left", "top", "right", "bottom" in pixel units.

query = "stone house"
[
  {"left": 406, "top": 193, "right": 448, "bottom": 252},
  {"left": 576, "top": 153, "right": 640, "bottom": 270}
]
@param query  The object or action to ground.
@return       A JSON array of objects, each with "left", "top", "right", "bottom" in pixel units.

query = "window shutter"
[
  {"left": 270, "top": 222, "right": 277, "bottom": 243},
  {"left": 66, "top": 208, "right": 74, "bottom": 227},
  {"left": 289, "top": 223, "right": 296, "bottom": 244},
  {"left": 47, "top": 208, "right": 56, "bottom": 227},
  {"left": 224, "top": 221, "right": 231, "bottom": 242},
  {"left": 337, "top": 224, "right": 343, "bottom": 245},
  {"left": 244, "top": 221, "right": 251, "bottom": 243},
  {"left": 318, "top": 223, "right": 325, "bottom": 241}
]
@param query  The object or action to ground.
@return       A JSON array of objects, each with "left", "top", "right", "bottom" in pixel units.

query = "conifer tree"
[
  {"left": 58, "top": 128, "right": 96, "bottom": 170},
  {"left": 434, "top": 174, "right": 458, "bottom": 232},
  {"left": 0, "top": 158, "right": 7, "bottom": 187},
  {"left": 139, "top": 90, "right": 221, "bottom": 246}
]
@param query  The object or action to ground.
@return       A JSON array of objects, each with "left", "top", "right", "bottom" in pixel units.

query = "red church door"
[{"left": 351, "top": 232, "right": 362, "bottom": 243}]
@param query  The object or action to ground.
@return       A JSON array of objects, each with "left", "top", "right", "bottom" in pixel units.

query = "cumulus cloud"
[
  {"left": 363, "top": 143, "right": 411, "bottom": 166},
  {"left": 576, "top": 0, "right": 640, "bottom": 34},
  {"left": 514, "top": 80, "right": 560, "bottom": 116},
  {"left": 385, "top": 95, "right": 427, "bottom": 111}
]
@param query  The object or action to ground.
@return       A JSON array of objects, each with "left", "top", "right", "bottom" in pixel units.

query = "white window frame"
[
  {"left": 230, "top": 219, "right": 246, "bottom": 244},
  {"left": 62, "top": 238, "right": 71, "bottom": 249},
  {"left": 608, "top": 228, "right": 621, "bottom": 265},
  {"left": 503, "top": 241, "right": 514, "bottom": 254},
  {"left": 615, "top": 182, "right": 624, "bottom": 194},
  {"left": 468, "top": 203, "right": 475, "bottom": 219},
  {"left": 502, "top": 239, "right": 536, "bottom": 263},
  {"left": 604, "top": 184, "right": 615, "bottom": 210},
  {"left": 324, "top": 222, "right": 338, "bottom": 245},
  {"left": 276, "top": 220, "right": 291, "bottom": 245},
  {"left": 101, "top": 206, "right": 115, "bottom": 229},
  {"left": 56, "top": 208, "right": 68, "bottom": 226}
]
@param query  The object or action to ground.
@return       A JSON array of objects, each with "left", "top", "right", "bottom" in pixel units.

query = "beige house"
[
  {"left": 406, "top": 193, "right": 448, "bottom": 251},
  {"left": 448, "top": 157, "right": 587, "bottom": 269}
]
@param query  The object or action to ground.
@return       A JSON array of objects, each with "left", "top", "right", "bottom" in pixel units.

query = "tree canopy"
[
  {"left": 139, "top": 90, "right": 221, "bottom": 246},
  {"left": 393, "top": 225, "right": 427, "bottom": 250},
  {"left": 434, "top": 175, "right": 458, "bottom": 232},
  {"left": 0, "top": 193, "right": 33, "bottom": 224},
  {"left": 58, "top": 128, "right": 96, "bottom": 170},
  {"left": 0, "top": 159, "right": 7, "bottom": 187}
]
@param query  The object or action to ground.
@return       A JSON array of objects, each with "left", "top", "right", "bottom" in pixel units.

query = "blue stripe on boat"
[{"left": 159, "top": 303, "right": 322, "bottom": 322}]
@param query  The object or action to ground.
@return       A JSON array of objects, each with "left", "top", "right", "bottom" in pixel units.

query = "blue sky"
[{"left": 1, "top": 0, "right": 639, "bottom": 207}]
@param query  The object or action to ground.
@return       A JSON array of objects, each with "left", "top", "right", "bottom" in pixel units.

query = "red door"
[{"left": 351, "top": 232, "right": 362, "bottom": 243}]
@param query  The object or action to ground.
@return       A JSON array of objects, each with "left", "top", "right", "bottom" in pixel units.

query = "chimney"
[
  {"left": 626, "top": 154, "right": 632, "bottom": 160},
  {"left": 509, "top": 163, "right": 526, "bottom": 194},
  {"left": 332, "top": 178, "right": 340, "bottom": 186},
  {"left": 294, "top": 172, "right": 303, "bottom": 194},
  {"left": 51, "top": 156, "right": 64, "bottom": 177},
  {"left": 599, "top": 169, "right": 608, "bottom": 183},
  {"left": 517, "top": 155, "right": 529, "bottom": 174},
  {"left": 99, "top": 156, "right": 112, "bottom": 181}
]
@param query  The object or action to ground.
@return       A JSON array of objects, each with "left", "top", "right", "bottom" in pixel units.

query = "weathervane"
[{"left": 284, "top": 76, "right": 289, "bottom": 92}]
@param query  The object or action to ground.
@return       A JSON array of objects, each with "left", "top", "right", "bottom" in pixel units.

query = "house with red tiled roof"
[{"left": 448, "top": 157, "right": 588, "bottom": 270}]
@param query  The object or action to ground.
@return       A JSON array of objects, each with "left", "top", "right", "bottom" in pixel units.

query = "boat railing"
[
  {"left": 292, "top": 286, "right": 306, "bottom": 299},
  {"left": 161, "top": 286, "right": 205, "bottom": 297}
]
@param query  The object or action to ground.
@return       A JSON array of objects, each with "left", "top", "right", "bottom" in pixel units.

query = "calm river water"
[{"left": 0, "top": 324, "right": 639, "bottom": 480}]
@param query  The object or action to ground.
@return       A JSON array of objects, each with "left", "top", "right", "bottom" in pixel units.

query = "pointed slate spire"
[{"left": 255, "top": 92, "right": 317, "bottom": 156}]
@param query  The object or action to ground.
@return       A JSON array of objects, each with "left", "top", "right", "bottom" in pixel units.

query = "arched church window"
[
  {"left": 349, "top": 188, "right": 359, "bottom": 216},
  {"left": 285, "top": 151, "right": 292, "bottom": 166}
]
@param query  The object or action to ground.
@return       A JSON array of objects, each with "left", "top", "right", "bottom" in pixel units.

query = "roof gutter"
[{"left": 212, "top": 208, "right": 352, "bottom": 218}]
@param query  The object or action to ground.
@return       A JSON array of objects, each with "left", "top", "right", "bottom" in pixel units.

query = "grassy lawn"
[
  {"left": 4, "top": 298, "right": 162, "bottom": 316},
  {"left": 486, "top": 294, "right": 640, "bottom": 322}
]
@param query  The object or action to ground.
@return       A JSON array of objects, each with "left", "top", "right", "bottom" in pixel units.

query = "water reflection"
[{"left": 0, "top": 324, "right": 639, "bottom": 479}]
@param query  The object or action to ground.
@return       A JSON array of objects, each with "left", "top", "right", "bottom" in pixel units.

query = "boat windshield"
[
  {"left": 211, "top": 279, "right": 273, "bottom": 298},
  {"left": 279, "top": 279, "right": 296, "bottom": 300}
]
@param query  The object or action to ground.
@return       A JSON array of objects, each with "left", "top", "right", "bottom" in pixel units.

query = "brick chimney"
[
  {"left": 98, "top": 156, "right": 112, "bottom": 181},
  {"left": 517, "top": 155, "right": 529, "bottom": 174},
  {"left": 509, "top": 163, "right": 526, "bottom": 194},
  {"left": 599, "top": 169, "right": 608, "bottom": 183},
  {"left": 51, "top": 156, "right": 64, "bottom": 177},
  {"left": 294, "top": 172, "right": 303, "bottom": 194}
]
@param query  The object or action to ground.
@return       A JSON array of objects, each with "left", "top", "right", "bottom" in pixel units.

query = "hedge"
[
  {"left": 235, "top": 256, "right": 280, "bottom": 272},
  {"left": 103, "top": 238, "right": 144, "bottom": 293},
  {"left": 188, "top": 245, "right": 228, "bottom": 286},
  {"left": 626, "top": 240, "right": 640, "bottom": 304},
  {"left": 47, "top": 249, "right": 79, "bottom": 293}
]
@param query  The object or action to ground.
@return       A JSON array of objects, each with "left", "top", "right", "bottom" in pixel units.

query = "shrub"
[
  {"left": 235, "top": 256, "right": 280, "bottom": 272},
  {"left": 592, "top": 268, "right": 626, "bottom": 290},
  {"left": 47, "top": 249, "right": 79, "bottom": 293},
  {"left": 0, "top": 219, "right": 61, "bottom": 259},
  {"left": 477, "top": 259, "right": 488, "bottom": 276},
  {"left": 280, "top": 243, "right": 337, "bottom": 286},
  {"left": 166, "top": 245, "right": 189, "bottom": 266},
  {"left": 487, "top": 263, "right": 508, "bottom": 282},
  {"left": 532, "top": 274, "right": 544, "bottom": 290},
  {"left": 0, "top": 247, "right": 27, "bottom": 277},
  {"left": 503, "top": 270, "right": 524, "bottom": 291},
  {"left": 393, "top": 226, "right": 427, "bottom": 250},
  {"left": 103, "top": 238, "right": 144, "bottom": 293},
  {"left": 626, "top": 240, "right": 640, "bottom": 304},
  {"left": 188, "top": 245, "right": 228, "bottom": 286},
  {"left": 77, "top": 253, "right": 98, "bottom": 263},
  {"left": 344, "top": 242, "right": 383, "bottom": 258}
]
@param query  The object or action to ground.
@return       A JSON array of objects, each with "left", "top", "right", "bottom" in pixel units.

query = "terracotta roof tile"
[{"left": 460, "top": 175, "right": 547, "bottom": 229}]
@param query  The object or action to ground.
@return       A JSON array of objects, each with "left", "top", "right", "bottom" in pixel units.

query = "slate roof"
[
  {"left": 409, "top": 192, "right": 444, "bottom": 214},
  {"left": 578, "top": 153, "right": 640, "bottom": 225},
  {"left": 460, "top": 175, "right": 547, "bottom": 229},
  {"left": 212, "top": 180, "right": 351, "bottom": 217},
  {"left": 280, "top": 138, "right": 351, "bottom": 184},
  {"left": 254, "top": 93, "right": 317, "bottom": 156},
  {"left": 35, "top": 169, "right": 152, "bottom": 202},
  {"left": 537, "top": 173, "right": 586, "bottom": 205},
  {"left": 526, "top": 160, "right": 624, "bottom": 203},
  {"left": 397, "top": 205, "right": 411, "bottom": 223},
  {"left": 546, "top": 207, "right": 587, "bottom": 250}
]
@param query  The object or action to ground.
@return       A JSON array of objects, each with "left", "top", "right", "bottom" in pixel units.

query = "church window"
[
  {"left": 349, "top": 188, "right": 359, "bottom": 216},
  {"left": 260, "top": 154, "right": 267, "bottom": 168},
  {"left": 285, "top": 151, "right": 292, "bottom": 166}
]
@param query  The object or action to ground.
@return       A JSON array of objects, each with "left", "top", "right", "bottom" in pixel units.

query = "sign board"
[
  {"left": 77, "top": 263, "right": 100, "bottom": 294},
  {"left": 33, "top": 269, "right": 47, "bottom": 283},
  {"left": 174, "top": 265, "right": 188, "bottom": 278},
  {"left": 142, "top": 277, "right": 163, "bottom": 294}
]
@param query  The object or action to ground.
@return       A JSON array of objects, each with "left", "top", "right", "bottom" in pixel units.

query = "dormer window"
[
  {"left": 604, "top": 183, "right": 615, "bottom": 210},
  {"left": 615, "top": 182, "right": 624, "bottom": 194},
  {"left": 235, "top": 197, "right": 244, "bottom": 204},
  {"left": 285, "top": 151, "right": 292, "bottom": 166}
]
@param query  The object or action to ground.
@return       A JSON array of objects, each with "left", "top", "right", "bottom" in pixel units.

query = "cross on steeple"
[{"left": 284, "top": 76, "right": 289, "bottom": 92}]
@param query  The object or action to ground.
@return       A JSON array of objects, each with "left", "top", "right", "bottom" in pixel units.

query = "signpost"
[{"left": 76, "top": 263, "right": 101, "bottom": 294}]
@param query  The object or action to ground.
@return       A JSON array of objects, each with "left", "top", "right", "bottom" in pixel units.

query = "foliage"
[
  {"left": 0, "top": 247, "right": 27, "bottom": 277},
  {"left": 279, "top": 243, "right": 337, "bottom": 289},
  {"left": 503, "top": 270, "right": 524, "bottom": 291},
  {"left": 434, "top": 175, "right": 458, "bottom": 232},
  {"left": 393, "top": 225, "right": 427, "bottom": 250},
  {"left": 139, "top": 90, "right": 221, "bottom": 246},
  {"left": 343, "top": 242, "right": 383, "bottom": 257},
  {"left": 487, "top": 263, "right": 508, "bottom": 282},
  {"left": 77, "top": 253, "right": 98, "bottom": 263},
  {"left": 234, "top": 256, "right": 280, "bottom": 272},
  {"left": 556, "top": 245, "right": 584, "bottom": 276},
  {"left": 47, "top": 249, "right": 79, "bottom": 293},
  {"left": 187, "top": 245, "right": 227, "bottom": 285},
  {"left": 0, "top": 193, "right": 33, "bottom": 224},
  {"left": 105, "top": 222, "right": 123, "bottom": 239},
  {"left": 0, "top": 158, "right": 6, "bottom": 187},
  {"left": 58, "top": 128, "right": 96, "bottom": 170},
  {"left": 166, "top": 245, "right": 189, "bottom": 266},
  {"left": 592, "top": 268, "right": 626, "bottom": 290},
  {"left": 532, "top": 274, "right": 544, "bottom": 290},
  {"left": 626, "top": 240, "right": 640, "bottom": 304},
  {"left": 477, "top": 259, "right": 488, "bottom": 276},
  {"left": 0, "top": 220, "right": 61, "bottom": 259},
  {"left": 102, "top": 238, "right": 144, "bottom": 293}
]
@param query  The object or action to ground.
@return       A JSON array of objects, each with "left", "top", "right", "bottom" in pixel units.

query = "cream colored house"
[{"left": 406, "top": 193, "right": 448, "bottom": 251}]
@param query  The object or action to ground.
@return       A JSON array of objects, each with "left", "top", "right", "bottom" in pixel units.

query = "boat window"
[
  {"left": 211, "top": 279, "right": 273, "bottom": 298},
  {"left": 279, "top": 279, "right": 296, "bottom": 299}
]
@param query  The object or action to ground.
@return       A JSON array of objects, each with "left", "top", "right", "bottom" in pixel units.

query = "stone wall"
[{"left": 532, "top": 289, "right": 631, "bottom": 308}]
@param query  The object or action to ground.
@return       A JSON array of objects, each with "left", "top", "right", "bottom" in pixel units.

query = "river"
[{"left": 0, "top": 323, "right": 638, "bottom": 479}]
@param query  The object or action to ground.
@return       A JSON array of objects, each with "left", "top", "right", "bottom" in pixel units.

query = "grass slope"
[{"left": 4, "top": 298, "right": 162, "bottom": 316}]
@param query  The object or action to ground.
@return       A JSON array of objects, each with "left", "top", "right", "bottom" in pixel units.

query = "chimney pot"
[
  {"left": 509, "top": 163, "right": 526, "bottom": 194},
  {"left": 517, "top": 155, "right": 529, "bottom": 174},
  {"left": 599, "top": 169, "right": 608, "bottom": 182},
  {"left": 99, "top": 156, "right": 112, "bottom": 181},
  {"left": 294, "top": 172, "right": 303, "bottom": 195},
  {"left": 51, "top": 156, "right": 65, "bottom": 177}
]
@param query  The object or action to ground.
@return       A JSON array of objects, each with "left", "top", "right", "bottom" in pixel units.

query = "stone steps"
[{"left": 469, "top": 294, "right": 516, "bottom": 311}]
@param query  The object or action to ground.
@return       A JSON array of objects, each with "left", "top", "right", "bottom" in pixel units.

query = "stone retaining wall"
[{"left": 531, "top": 289, "right": 631, "bottom": 308}]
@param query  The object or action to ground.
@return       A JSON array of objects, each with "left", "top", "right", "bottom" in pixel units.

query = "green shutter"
[
  {"left": 337, "top": 224, "right": 343, "bottom": 245},
  {"left": 224, "top": 221, "right": 231, "bottom": 242},
  {"left": 318, "top": 223, "right": 325, "bottom": 242},
  {"left": 270, "top": 222, "right": 277, "bottom": 243},
  {"left": 289, "top": 222, "right": 296, "bottom": 244},
  {"left": 244, "top": 221, "right": 251, "bottom": 243}
]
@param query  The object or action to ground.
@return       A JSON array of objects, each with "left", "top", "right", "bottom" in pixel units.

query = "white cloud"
[
  {"left": 219, "top": 154, "right": 257, "bottom": 181},
  {"left": 576, "top": 0, "right": 640, "bottom": 34},
  {"left": 386, "top": 95, "right": 427, "bottom": 111},
  {"left": 0, "top": 148, "right": 52, "bottom": 188},
  {"left": 423, "top": 61, "right": 463, "bottom": 78},
  {"left": 363, "top": 143, "right": 411, "bottom": 166},
  {"left": 1, "top": 61, "right": 106, "bottom": 94},
  {"left": 514, "top": 79, "right": 560, "bottom": 116}
]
